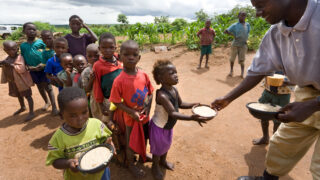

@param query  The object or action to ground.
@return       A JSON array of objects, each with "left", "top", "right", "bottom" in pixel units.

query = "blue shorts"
[
  {"left": 101, "top": 167, "right": 110, "bottom": 180},
  {"left": 30, "top": 71, "right": 49, "bottom": 84}
]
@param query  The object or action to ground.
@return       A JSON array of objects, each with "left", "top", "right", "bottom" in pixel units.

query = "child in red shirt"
[{"left": 109, "top": 40, "right": 153, "bottom": 178}]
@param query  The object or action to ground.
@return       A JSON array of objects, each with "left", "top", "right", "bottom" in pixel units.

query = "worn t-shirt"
[
  {"left": 46, "top": 118, "right": 112, "bottom": 180},
  {"left": 109, "top": 70, "right": 154, "bottom": 127},
  {"left": 197, "top": 28, "right": 216, "bottom": 45},
  {"left": 64, "top": 33, "right": 93, "bottom": 57},
  {"left": 44, "top": 55, "right": 63, "bottom": 76},
  {"left": 42, "top": 48, "right": 55, "bottom": 64},
  {"left": 227, "top": 22, "right": 250, "bottom": 47},
  {"left": 20, "top": 39, "right": 46, "bottom": 67}
]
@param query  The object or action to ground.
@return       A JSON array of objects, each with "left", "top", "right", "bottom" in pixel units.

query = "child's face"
[
  {"left": 69, "top": 18, "right": 82, "bottom": 33},
  {"left": 54, "top": 41, "right": 68, "bottom": 57},
  {"left": 251, "top": 0, "right": 287, "bottom": 24},
  {"left": 61, "top": 56, "right": 73, "bottom": 71},
  {"left": 161, "top": 65, "right": 178, "bottom": 85},
  {"left": 4, "top": 44, "right": 18, "bottom": 58},
  {"left": 61, "top": 98, "right": 89, "bottom": 129},
  {"left": 121, "top": 45, "right": 140, "bottom": 70},
  {"left": 238, "top": 13, "right": 247, "bottom": 23},
  {"left": 24, "top": 24, "right": 37, "bottom": 39},
  {"left": 86, "top": 49, "right": 99, "bottom": 65},
  {"left": 205, "top": 21, "right": 211, "bottom": 28},
  {"left": 99, "top": 38, "right": 116, "bottom": 60},
  {"left": 73, "top": 56, "right": 87, "bottom": 73},
  {"left": 41, "top": 33, "right": 53, "bottom": 48}
]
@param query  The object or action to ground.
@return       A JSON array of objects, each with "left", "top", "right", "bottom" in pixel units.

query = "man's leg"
[
  {"left": 229, "top": 46, "right": 237, "bottom": 76},
  {"left": 310, "top": 134, "right": 320, "bottom": 179}
]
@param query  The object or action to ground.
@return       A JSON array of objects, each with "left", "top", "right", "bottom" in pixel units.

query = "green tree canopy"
[
  {"left": 154, "top": 16, "right": 169, "bottom": 24},
  {"left": 195, "top": 9, "right": 209, "bottom": 22},
  {"left": 117, "top": 14, "right": 129, "bottom": 24}
]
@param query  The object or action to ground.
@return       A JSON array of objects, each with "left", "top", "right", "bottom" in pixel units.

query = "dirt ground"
[{"left": 0, "top": 46, "right": 313, "bottom": 180}]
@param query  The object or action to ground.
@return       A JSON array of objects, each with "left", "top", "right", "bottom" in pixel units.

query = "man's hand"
[
  {"left": 211, "top": 96, "right": 231, "bottom": 111},
  {"left": 277, "top": 99, "right": 320, "bottom": 123}
]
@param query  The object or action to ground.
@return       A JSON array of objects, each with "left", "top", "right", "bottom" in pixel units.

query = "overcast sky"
[{"left": 0, "top": 0, "right": 251, "bottom": 24}]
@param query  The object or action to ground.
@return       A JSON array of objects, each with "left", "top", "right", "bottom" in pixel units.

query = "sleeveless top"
[{"left": 152, "top": 87, "right": 179, "bottom": 130}]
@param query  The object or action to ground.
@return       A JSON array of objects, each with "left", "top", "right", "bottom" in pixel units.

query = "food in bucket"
[
  {"left": 80, "top": 146, "right": 112, "bottom": 170},
  {"left": 248, "top": 103, "right": 281, "bottom": 112},
  {"left": 193, "top": 105, "right": 217, "bottom": 117}
]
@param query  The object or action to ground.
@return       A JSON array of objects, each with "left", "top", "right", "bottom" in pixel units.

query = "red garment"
[
  {"left": 73, "top": 73, "right": 81, "bottom": 83},
  {"left": 129, "top": 115, "right": 147, "bottom": 162},
  {"left": 92, "top": 55, "right": 122, "bottom": 103},
  {"left": 109, "top": 69, "right": 154, "bottom": 127},
  {"left": 197, "top": 28, "right": 216, "bottom": 45}
]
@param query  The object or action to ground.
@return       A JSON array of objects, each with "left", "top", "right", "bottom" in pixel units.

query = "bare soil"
[{"left": 0, "top": 46, "right": 313, "bottom": 180}]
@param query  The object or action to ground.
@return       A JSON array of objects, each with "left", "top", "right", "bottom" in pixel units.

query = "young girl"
[
  {"left": 150, "top": 60, "right": 208, "bottom": 180},
  {"left": 65, "top": 15, "right": 98, "bottom": 57},
  {"left": 72, "top": 54, "right": 87, "bottom": 88},
  {"left": 1, "top": 41, "right": 34, "bottom": 121},
  {"left": 20, "top": 22, "right": 58, "bottom": 115}
]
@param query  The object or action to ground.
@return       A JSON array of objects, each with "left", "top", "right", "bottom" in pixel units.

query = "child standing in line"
[
  {"left": 41, "top": 30, "right": 55, "bottom": 65},
  {"left": 57, "top": 53, "right": 74, "bottom": 88},
  {"left": 20, "top": 22, "right": 58, "bottom": 115},
  {"left": 252, "top": 72, "right": 292, "bottom": 145},
  {"left": 92, "top": 33, "right": 122, "bottom": 124},
  {"left": 72, "top": 54, "right": 87, "bottom": 88},
  {"left": 46, "top": 87, "right": 113, "bottom": 180},
  {"left": 0, "top": 41, "right": 35, "bottom": 121},
  {"left": 65, "top": 15, "right": 98, "bottom": 57},
  {"left": 45, "top": 37, "right": 68, "bottom": 92},
  {"left": 109, "top": 40, "right": 153, "bottom": 178},
  {"left": 197, "top": 19, "right": 216, "bottom": 69},
  {"left": 150, "top": 60, "right": 207, "bottom": 180}
]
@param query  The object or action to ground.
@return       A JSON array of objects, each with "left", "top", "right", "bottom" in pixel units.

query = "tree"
[
  {"left": 154, "top": 16, "right": 169, "bottom": 24},
  {"left": 195, "top": 9, "right": 209, "bottom": 22},
  {"left": 117, "top": 14, "right": 129, "bottom": 24},
  {"left": 171, "top": 18, "right": 188, "bottom": 31}
]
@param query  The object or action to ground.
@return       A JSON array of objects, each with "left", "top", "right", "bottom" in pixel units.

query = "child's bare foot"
[
  {"left": 128, "top": 164, "right": 145, "bottom": 178},
  {"left": 228, "top": 71, "right": 233, "bottom": 77},
  {"left": 13, "top": 107, "right": 26, "bottom": 116},
  {"left": 138, "top": 153, "right": 152, "bottom": 163},
  {"left": 152, "top": 164, "right": 164, "bottom": 180},
  {"left": 197, "top": 65, "right": 201, "bottom": 69},
  {"left": 51, "top": 109, "right": 59, "bottom": 116},
  {"left": 161, "top": 160, "right": 175, "bottom": 170},
  {"left": 41, "top": 103, "right": 51, "bottom": 111},
  {"left": 24, "top": 113, "right": 35, "bottom": 122},
  {"left": 252, "top": 137, "right": 269, "bottom": 145},
  {"left": 205, "top": 65, "right": 209, "bottom": 69}
]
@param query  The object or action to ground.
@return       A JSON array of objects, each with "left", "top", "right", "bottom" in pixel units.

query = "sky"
[{"left": 0, "top": 0, "right": 251, "bottom": 25}]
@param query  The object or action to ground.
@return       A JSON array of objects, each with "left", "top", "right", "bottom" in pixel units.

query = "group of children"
[{"left": 1, "top": 15, "right": 209, "bottom": 180}]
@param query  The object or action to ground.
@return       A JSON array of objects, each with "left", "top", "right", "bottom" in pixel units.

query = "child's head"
[
  {"left": 60, "top": 53, "right": 73, "bottom": 71},
  {"left": 120, "top": 40, "right": 140, "bottom": 70},
  {"left": 251, "top": 0, "right": 288, "bottom": 24},
  {"left": 86, "top": 43, "right": 99, "bottom": 65},
  {"left": 41, "top": 30, "right": 53, "bottom": 48},
  {"left": 53, "top": 37, "right": 69, "bottom": 57},
  {"left": 69, "top": 15, "right": 83, "bottom": 33},
  {"left": 3, "top": 40, "right": 18, "bottom": 58},
  {"left": 58, "top": 87, "right": 89, "bottom": 129},
  {"left": 152, "top": 60, "right": 178, "bottom": 85},
  {"left": 99, "top": 32, "right": 116, "bottom": 60},
  {"left": 205, "top": 19, "right": 211, "bottom": 28},
  {"left": 238, "top": 11, "right": 247, "bottom": 23},
  {"left": 23, "top": 22, "right": 37, "bottom": 39},
  {"left": 73, "top": 55, "right": 87, "bottom": 73}
]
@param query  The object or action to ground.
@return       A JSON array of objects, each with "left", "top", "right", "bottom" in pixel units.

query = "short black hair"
[
  {"left": 58, "top": 87, "right": 87, "bottom": 113},
  {"left": 120, "top": 40, "right": 139, "bottom": 54},
  {"left": 41, "top": 30, "right": 52, "bottom": 36},
  {"left": 152, "top": 60, "right": 173, "bottom": 85},
  {"left": 23, "top": 22, "right": 35, "bottom": 31},
  {"left": 60, "top": 53, "right": 72, "bottom": 60},
  {"left": 54, "top": 37, "right": 68, "bottom": 47},
  {"left": 3, "top": 40, "right": 17, "bottom": 49},
  {"left": 99, "top": 32, "right": 116, "bottom": 45},
  {"left": 69, "top": 15, "right": 82, "bottom": 22}
]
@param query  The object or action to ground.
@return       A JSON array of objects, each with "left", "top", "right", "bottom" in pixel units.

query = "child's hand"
[
  {"left": 89, "top": 72, "right": 95, "bottom": 80},
  {"left": 101, "top": 105, "right": 109, "bottom": 116},
  {"left": 129, "top": 111, "right": 140, "bottom": 122},
  {"left": 191, "top": 114, "right": 208, "bottom": 127},
  {"left": 65, "top": 68, "right": 72, "bottom": 75},
  {"left": 67, "top": 159, "right": 79, "bottom": 172}
]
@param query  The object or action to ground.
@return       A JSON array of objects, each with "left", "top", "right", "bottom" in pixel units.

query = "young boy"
[
  {"left": 92, "top": 33, "right": 122, "bottom": 124},
  {"left": 46, "top": 87, "right": 113, "bottom": 180},
  {"left": 224, "top": 12, "right": 250, "bottom": 78},
  {"left": 252, "top": 72, "right": 292, "bottom": 145},
  {"left": 212, "top": 0, "right": 320, "bottom": 179},
  {"left": 45, "top": 37, "right": 68, "bottom": 92},
  {"left": 1, "top": 40, "right": 34, "bottom": 121},
  {"left": 72, "top": 54, "right": 87, "bottom": 88},
  {"left": 57, "top": 53, "right": 74, "bottom": 88},
  {"left": 20, "top": 22, "right": 58, "bottom": 114},
  {"left": 41, "top": 30, "right": 55, "bottom": 65},
  {"left": 65, "top": 15, "right": 98, "bottom": 57},
  {"left": 109, "top": 40, "right": 153, "bottom": 178},
  {"left": 197, "top": 19, "right": 216, "bottom": 69}
]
